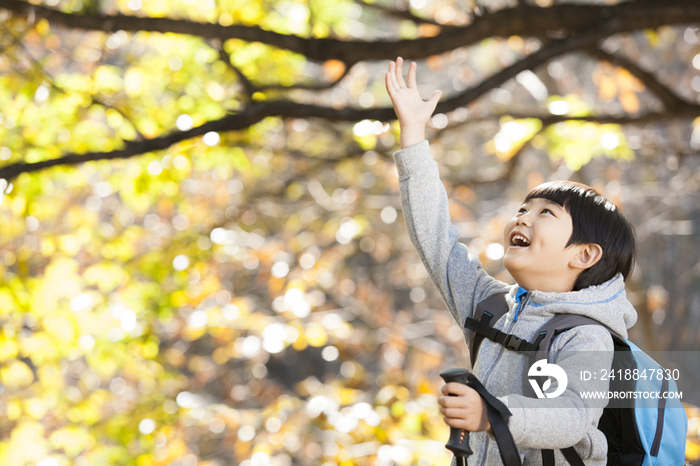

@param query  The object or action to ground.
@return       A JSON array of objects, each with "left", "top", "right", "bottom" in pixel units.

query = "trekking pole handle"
[{"left": 439, "top": 368, "right": 474, "bottom": 457}]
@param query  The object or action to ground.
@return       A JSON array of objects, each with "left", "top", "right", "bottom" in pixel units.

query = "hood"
[{"left": 513, "top": 273, "right": 638, "bottom": 339}]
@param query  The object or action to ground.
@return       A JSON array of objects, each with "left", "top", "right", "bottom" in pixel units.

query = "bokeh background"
[{"left": 0, "top": 0, "right": 699, "bottom": 464}]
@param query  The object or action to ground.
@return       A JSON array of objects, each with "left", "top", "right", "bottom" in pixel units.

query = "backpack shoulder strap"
[
  {"left": 466, "top": 292, "right": 546, "bottom": 367},
  {"left": 532, "top": 315, "right": 608, "bottom": 360},
  {"left": 523, "top": 314, "right": 625, "bottom": 398},
  {"left": 532, "top": 315, "right": 622, "bottom": 466},
  {"left": 466, "top": 292, "right": 509, "bottom": 367}
]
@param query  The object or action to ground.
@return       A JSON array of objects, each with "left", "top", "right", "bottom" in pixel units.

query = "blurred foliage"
[{"left": 0, "top": 0, "right": 699, "bottom": 465}]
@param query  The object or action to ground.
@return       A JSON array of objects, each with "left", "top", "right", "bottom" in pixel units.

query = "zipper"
[
  {"left": 477, "top": 294, "right": 528, "bottom": 466},
  {"left": 513, "top": 291, "right": 530, "bottom": 322}
]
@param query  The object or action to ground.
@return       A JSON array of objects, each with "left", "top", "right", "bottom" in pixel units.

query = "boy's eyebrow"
[
  {"left": 540, "top": 199, "right": 565, "bottom": 211},
  {"left": 542, "top": 199, "right": 563, "bottom": 207},
  {"left": 526, "top": 198, "right": 565, "bottom": 210}
]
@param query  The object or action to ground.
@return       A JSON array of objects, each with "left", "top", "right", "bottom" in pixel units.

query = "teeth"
[{"left": 511, "top": 234, "right": 530, "bottom": 246}]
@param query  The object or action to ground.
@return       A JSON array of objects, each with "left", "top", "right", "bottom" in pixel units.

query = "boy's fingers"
[
  {"left": 442, "top": 382, "right": 469, "bottom": 396},
  {"left": 396, "top": 57, "right": 406, "bottom": 88},
  {"left": 407, "top": 62, "right": 417, "bottom": 88},
  {"left": 440, "top": 407, "right": 468, "bottom": 419},
  {"left": 438, "top": 396, "right": 464, "bottom": 409},
  {"left": 427, "top": 90, "right": 442, "bottom": 112},
  {"left": 388, "top": 62, "right": 401, "bottom": 92},
  {"left": 439, "top": 394, "right": 472, "bottom": 409},
  {"left": 429, "top": 90, "right": 442, "bottom": 105}
]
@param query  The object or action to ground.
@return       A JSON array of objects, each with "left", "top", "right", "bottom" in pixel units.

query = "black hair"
[{"left": 524, "top": 181, "right": 636, "bottom": 291}]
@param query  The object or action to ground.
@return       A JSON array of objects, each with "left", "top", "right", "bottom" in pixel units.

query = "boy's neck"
[{"left": 513, "top": 273, "right": 576, "bottom": 294}]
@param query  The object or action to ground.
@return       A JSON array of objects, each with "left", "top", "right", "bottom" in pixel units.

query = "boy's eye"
[
  {"left": 518, "top": 207, "right": 527, "bottom": 214},
  {"left": 541, "top": 208, "right": 554, "bottom": 215}
]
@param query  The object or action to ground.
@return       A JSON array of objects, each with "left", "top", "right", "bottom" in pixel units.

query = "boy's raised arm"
[
  {"left": 385, "top": 58, "right": 509, "bottom": 324},
  {"left": 385, "top": 57, "right": 442, "bottom": 149}
]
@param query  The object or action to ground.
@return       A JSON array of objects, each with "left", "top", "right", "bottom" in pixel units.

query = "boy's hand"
[
  {"left": 439, "top": 382, "right": 492, "bottom": 432},
  {"left": 385, "top": 57, "right": 442, "bottom": 148}
]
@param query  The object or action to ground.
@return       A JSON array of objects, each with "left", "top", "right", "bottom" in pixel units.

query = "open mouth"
[{"left": 509, "top": 232, "right": 531, "bottom": 248}]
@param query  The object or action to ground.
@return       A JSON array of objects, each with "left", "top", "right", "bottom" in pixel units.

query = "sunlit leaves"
[
  {"left": 544, "top": 122, "right": 634, "bottom": 170},
  {"left": 323, "top": 59, "right": 347, "bottom": 82},
  {"left": 592, "top": 63, "right": 646, "bottom": 113},
  {"left": 225, "top": 39, "right": 306, "bottom": 88},
  {"left": 23, "top": 333, "right": 60, "bottom": 366},
  {"left": 687, "top": 404, "right": 700, "bottom": 462},
  {"left": 0, "top": 421, "right": 51, "bottom": 464},
  {"left": 50, "top": 426, "right": 94, "bottom": 457},
  {"left": 0, "top": 359, "right": 34, "bottom": 389},
  {"left": 489, "top": 118, "right": 542, "bottom": 161},
  {"left": 0, "top": 0, "right": 698, "bottom": 464}
]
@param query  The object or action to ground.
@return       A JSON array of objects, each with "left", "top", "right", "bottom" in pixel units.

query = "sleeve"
[
  {"left": 497, "top": 325, "right": 614, "bottom": 449},
  {"left": 393, "top": 140, "right": 510, "bottom": 326}
]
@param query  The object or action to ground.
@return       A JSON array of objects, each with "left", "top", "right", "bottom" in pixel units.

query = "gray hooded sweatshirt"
[{"left": 393, "top": 141, "right": 638, "bottom": 465}]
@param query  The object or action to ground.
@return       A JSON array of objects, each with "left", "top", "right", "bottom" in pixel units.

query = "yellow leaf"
[
  {"left": 35, "top": 19, "right": 50, "bottom": 35},
  {"left": 24, "top": 398, "right": 47, "bottom": 420},
  {"left": 391, "top": 400, "right": 405, "bottom": 417},
  {"left": 304, "top": 322, "right": 328, "bottom": 347},
  {"left": 84, "top": 262, "right": 128, "bottom": 293},
  {"left": 124, "top": 67, "right": 144, "bottom": 97},
  {"left": 595, "top": 74, "right": 617, "bottom": 102},
  {"left": 37, "top": 363, "right": 64, "bottom": 391},
  {"left": 0, "top": 360, "right": 34, "bottom": 389},
  {"left": 23, "top": 334, "right": 58, "bottom": 366},
  {"left": 0, "top": 421, "right": 48, "bottom": 464},
  {"left": 137, "top": 454, "right": 154, "bottom": 466},
  {"left": 620, "top": 91, "right": 640, "bottom": 114},
  {"left": 417, "top": 378, "right": 434, "bottom": 394},
  {"left": 44, "top": 315, "right": 76, "bottom": 343},
  {"left": 6, "top": 399, "right": 22, "bottom": 420},
  {"left": 171, "top": 290, "right": 188, "bottom": 307},
  {"left": 49, "top": 425, "right": 94, "bottom": 456},
  {"left": 644, "top": 29, "right": 660, "bottom": 48},
  {"left": 616, "top": 68, "right": 645, "bottom": 92},
  {"left": 205, "top": 81, "right": 226, "bottom": 102},
  {"left": 426, "top": 55, "right": 444, "bottom": 71},
  {"left": 292, "top": 333, "right": 308, "bottom": 351},
  {"left": 419, "top": 24, "right": 441, "bottom": 38},
  {"left": 0, "top": 336, "right": 19, "bottom": 361},
  {"left": 58, "top": 235, "right": 81, "bottom": 256},
  {"left": 0, "top": 290, "right": 19, "bottom": 315},
  {"left": 323, "top": 60, "right": 346, "bottom": 82},
  {"left": 687, "top": 439, "right": 700, "bottom": 461}
]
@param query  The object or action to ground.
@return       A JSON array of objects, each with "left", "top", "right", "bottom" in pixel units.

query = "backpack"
[{"left": 465, "top": 292, "right": 688, "bottom": 466}]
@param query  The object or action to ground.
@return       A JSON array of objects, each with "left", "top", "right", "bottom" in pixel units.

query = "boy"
[{"left": 385, "top": 58, "right": 638, "bottom": 464}]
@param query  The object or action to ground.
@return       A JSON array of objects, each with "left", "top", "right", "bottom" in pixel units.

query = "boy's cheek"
[{"left": 502, "top": 220, "right": 515, "bottom": 243}]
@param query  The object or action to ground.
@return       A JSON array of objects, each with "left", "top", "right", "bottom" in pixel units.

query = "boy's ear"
[{"left": 570, "top": 243, "right": 603, "bottom": 270}]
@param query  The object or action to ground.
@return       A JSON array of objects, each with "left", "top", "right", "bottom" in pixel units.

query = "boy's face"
[{"left": 502, "top": 197, "right": 581, "bottom": 292}]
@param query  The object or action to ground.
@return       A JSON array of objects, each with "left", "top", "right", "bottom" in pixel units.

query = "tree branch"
[
  {"left": 220, "top": 48, "right": 352, "bottom": 93},
  {"left": 584, "top": 46, "right": 689, "bottom": 111},
  {"left": 217, "top": 47, "right": 256, "bottom": 98},
  {"left": 1, "top": 0, "right": 700, "bottom": 63},
  {"left": 354, "top": 0, "right": 450, "bottom": 29},
  {"left": 4, "top": 29, "right": 699, "bottom": 180},
  {"left": 11, "top": 30, "right": 147, "bottom": 141},
  {"left": 5, "top": 103, "right": 696, "bottom": 181},
  {"left": 510, "top": 108, "right": 700, "bottom": 126},
  {"left": 258, "top": 66, "right": 352, "bottom": 91}
]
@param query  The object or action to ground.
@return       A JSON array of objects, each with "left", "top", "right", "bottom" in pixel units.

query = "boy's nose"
[{"left": 516, "top": 216, "right": 531, "bottom": 227}]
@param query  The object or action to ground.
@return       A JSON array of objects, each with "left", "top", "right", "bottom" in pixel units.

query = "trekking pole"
[{"left": 439, "top": 368, "right": 473, "bottom": 466}]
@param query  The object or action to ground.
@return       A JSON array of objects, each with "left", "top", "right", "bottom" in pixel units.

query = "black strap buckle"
[{"left": 504, "top": 334, "right": 525, "bottom": 351}]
